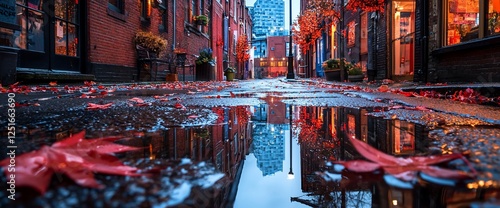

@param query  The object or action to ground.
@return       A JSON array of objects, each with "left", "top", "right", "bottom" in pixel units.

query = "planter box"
[
  {"left": 0, "top": 47, "right": 18, "bottom": 85},
  {"left": 225, "top": 72, "right": 235, "bottom": 81},
  {"left": 196, "top": 63, "right": 214, "bottom": 81},
  {"left": 348, "top": 75, "right": 364, "bottom": 82},
  {"left": 324, "top": 69, "right": 341, "bottom": 81}
]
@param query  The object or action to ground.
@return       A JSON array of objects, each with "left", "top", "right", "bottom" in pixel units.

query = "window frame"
[
  {"left": 108, "top": 0, "right": 125, "bottom": 14},
  {"left": 441, "top": 0, "right": 500, "bottom": 47}
]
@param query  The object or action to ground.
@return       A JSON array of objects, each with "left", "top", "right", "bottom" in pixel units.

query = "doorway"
[{"left": 391, "top": 1, "right": 415, "bottom": 79}]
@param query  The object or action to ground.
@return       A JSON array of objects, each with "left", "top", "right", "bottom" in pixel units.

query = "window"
[
  {"left": 13, "top": 0, "right": 45, "bottom": 51},
  {"left": 55, "top": 0, "right": 79, "bottom": 56},
  {"left": 442, "top": 0, "right": 500, "bottom": 45},
  {"left": 140, "top": 0, "right": 152, "bottom": 21},
  {"left": 445, "top": 0, "right": 479, "bottom": 45},
  {"left": 488, "top": 0, "right": 500, "bottom": 36},
  {"left": 191, "top": 0, "right": 196, "bottom": 22},
  {"left": 159, "top": 0, "right": 168, "bottom": 32},
  {"left": 108, "top": 0, "right": 124, "bottom": 14}
]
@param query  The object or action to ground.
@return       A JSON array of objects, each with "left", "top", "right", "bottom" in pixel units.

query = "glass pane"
[
  {"left": 488, "top": 0, "right": 500, "bottom": 36},
  {"left": 393, "top": 1, "right": 415, "bottom": 76},
  {"left": 0, "top": 28, "right": 15, "bottom": 47},
  {"left": 14, "top": 7, "right": 27, "bottom": 49},
  {"left": 27, "top": 0, "right": 41, "bottom": 10},
  {"left": 68, "top": 0, "right": 78, "bottom": 23},
  {"left": 55, "top": 0, "right": 65, "bottom": 19},
  {"left": 27, "top": 10, "right": 44, "bottom": 51},
  {"left": 55, "top": 20, "right": 67, "bottom": 55},
  {"left": 67, "top": 24, "right": 78, "bottom": 57},
  {"left": 446, "top": 0, "right": 479, "bottom": 45}
]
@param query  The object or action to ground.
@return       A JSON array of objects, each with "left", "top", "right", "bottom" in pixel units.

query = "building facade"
[
  {"left": 249, "top": 0, "right": 285, "bottom": 37},
  {"left": 0, "top": 0, "right": 253, "bottom": 84},
  {"left": 301, "top": 0, "right": 500, "bottom": 83}
]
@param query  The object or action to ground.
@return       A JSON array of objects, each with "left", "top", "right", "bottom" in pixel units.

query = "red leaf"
[
  {"left": 377, "top": 85, "right": 389, "bottom": 92},
  {"left": 0, "top": 131, "right": 142, "bottom": 194},
  {"left": 128, "top": 97, "right": 145, "bottom": 103},
  {"left": 334, "top": 137, "right": 477, "bottom": 181},
  {"left": 174, "top": 103, "right": 185, "bottom": 109},
  {"left": 87, "top": 102, "right": 113, "bottom": 110}
]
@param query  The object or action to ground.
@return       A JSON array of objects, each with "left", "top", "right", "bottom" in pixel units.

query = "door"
[{"left": 391, "top": 1, "right": 415, "bottom": 78}]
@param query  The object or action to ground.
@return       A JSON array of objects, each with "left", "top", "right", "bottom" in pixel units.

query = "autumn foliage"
[
  {"left": 236, "top": 35, "right": 250, "bottom": 62},
  {"left": 346, "top": 0, "right": 385, "bottom": 12},
  {"left": 293, "top": 0, "right": 339, "bottom": 52}
]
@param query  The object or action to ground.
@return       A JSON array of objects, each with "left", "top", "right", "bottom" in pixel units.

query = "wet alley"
[{"left": 1, "top": 79, "right": 499, "bottom": 207}]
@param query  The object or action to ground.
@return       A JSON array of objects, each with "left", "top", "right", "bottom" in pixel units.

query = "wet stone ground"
[{"left": 1, "top": 79, "right": 500, "bottom": 207}]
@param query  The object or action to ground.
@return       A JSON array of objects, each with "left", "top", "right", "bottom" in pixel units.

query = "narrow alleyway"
[{"left": 1, "top": 78, "right": 499, "bottom": 207}]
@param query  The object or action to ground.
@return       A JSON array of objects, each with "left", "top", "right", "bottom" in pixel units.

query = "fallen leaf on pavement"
[
  {"left": 0, "top": 131, "right": 142, "bottom": 195},
  {"left": 87, "top": 102, "right": 113, "bottom": 110}
]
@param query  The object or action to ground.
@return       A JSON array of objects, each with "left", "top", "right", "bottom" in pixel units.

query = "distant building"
[{"left": 249, "top": 0, "right": 286, "bottom": 37}]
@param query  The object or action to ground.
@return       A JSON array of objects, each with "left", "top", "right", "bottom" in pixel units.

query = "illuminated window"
[
  {"left": 392, "top": 120, "right": 415, "bottom": 154},
  {"left": 347, "top": 21, "right": 356, "bottom": 47},
  {"left": 140, "top": 0, "right": 152, "bottom": 20},
  {"left": 488, "top": 0, "right": 500, "bottom": 36},
  {"left": 54, "top": 0, "right": 79, "bottom": 56},
  {"left": 445, "top": 0, "right": 479, "bottom": 45}
]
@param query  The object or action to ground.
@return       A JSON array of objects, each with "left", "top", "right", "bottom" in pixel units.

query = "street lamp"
[
  {"left": 287, "top": 105, "right": 295, "bottom": 180},
  {"left": 286, "top": 0, "right": 295, "bottom": 80}
]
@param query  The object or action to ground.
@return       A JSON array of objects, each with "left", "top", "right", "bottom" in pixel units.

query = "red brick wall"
[
  {"left": 88, "top": 1, "right": 154, "bottom": 67},
  {"left": 87, "top": 0, "right": 210, "bottom": 81}
]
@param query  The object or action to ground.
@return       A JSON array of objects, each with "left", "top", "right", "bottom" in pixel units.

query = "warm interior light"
[
  {"left": 392, "top": 200, "right": 398, "bottom": 206},
  {"left": 147, "top": 0, "right": 153, "bottom": 17},
  {"left": 493, "top": 1, "right": 500, "bottom": 12}
]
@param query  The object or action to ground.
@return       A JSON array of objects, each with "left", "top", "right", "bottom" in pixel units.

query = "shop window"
[
  {"left": 108, "top": 0, "right": 124, "bottom": 14},
  {"left": 488, "top": 0, "right": 500, "bottom": 36},
  {"left": 55, "top": 0, "right": 78, "bottom": 57},
  {"left": 445, "top": 0, "right": 480, "bottom": 45}
]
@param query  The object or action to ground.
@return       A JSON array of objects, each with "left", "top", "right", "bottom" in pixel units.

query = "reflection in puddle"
[
  {"left": 235, "top": 97, "right": 499, "bottom": 207},
  {"left": 4, "top": 94, "right": 499, "bottom": 207}
]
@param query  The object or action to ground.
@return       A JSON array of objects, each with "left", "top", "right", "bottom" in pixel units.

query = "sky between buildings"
[{"left": 246, "top": 0, "right": 300, "bottom": 31}]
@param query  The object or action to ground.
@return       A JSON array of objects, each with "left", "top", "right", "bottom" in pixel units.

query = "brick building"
[
  {"left": 300, "top": 0, "right": 499, "bottom": 83},
  {"left": 0, "top": 0, "right": 252, "bottom": 84},
  {"left": 253, "top": 35, "right": 294, "bottom": 78}
]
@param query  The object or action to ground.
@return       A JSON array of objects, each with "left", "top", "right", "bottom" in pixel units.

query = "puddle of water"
[{"left": 2, "top": 92, "right": 499, "bottom": 207}]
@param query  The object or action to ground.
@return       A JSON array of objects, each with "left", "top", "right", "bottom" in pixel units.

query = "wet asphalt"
[{"left": 1, "top": 78, "right": 499, "bottom": 206}]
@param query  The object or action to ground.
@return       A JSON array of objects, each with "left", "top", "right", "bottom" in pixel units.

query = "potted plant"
[
  {"left": 347, "top": 62, "right": 364, "bottom": 82},
  {"left": 224, "top": 67, "right": 236, "bottom": 81},
  {"left": 193, "top": 15, "right": 209, "bottom": 26},
  {"left": 195, "top": 47, "right": 215, "bottom": 81},
  {"left": 322, "top": 58, "right": 341, "bottom": 81},
  {"left": 133, "top": 31, "right": 167, "bottom": 57}
]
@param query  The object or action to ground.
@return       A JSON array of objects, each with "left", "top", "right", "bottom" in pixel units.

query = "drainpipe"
[
  {"left": 419, "top": 0, "right": 428, "bottom": 83},
  {"left": 172, "top": 0, "right": 176, "bottom": 50}
]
